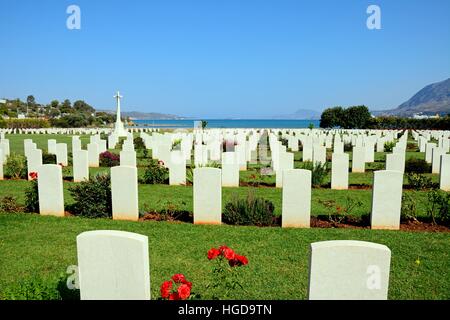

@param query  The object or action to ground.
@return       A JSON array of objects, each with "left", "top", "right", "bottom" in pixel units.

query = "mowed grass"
[{"left": 0, "top": 213, "right": 448, "bottom": 300}]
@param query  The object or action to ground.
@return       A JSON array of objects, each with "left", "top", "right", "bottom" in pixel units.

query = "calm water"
[{"left": 131, "top": 119, "right": 320, "bottom": 129}]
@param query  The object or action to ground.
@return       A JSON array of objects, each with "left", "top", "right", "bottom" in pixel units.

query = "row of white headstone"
[{"left": 76, "top": 230, "right": 391, "bottom": 300}]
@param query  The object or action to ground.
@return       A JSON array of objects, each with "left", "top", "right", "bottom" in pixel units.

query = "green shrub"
[
  {"left": 134, "top": 136, "right": 146, "bottom": 150},
  {"left": 406, "top": 173, "right": 433, "bottom": 190},
  {"left": 223, "top": 192, "right": 276, "bottom": 226},
  {"left": 42, "top": 151, "right": 56, "bottom": 164},
  {"left": 344, "top": 143, "right": 352, "bottom": 152},
  {"left": 0, "top": 196, "right": 24, "bottom": 213},
  {"left": 25, "top": 180, "right": 39, "bottom": 213},
  {"left": 427, "top": 190, "right": 450, "bottom": 225},
  {"left": 4, "top": 153, "right": 27, "bottom": 179},
  {"left": 141, "top": 159, "right": 169, "bottom": 184},
  {"left": 68, "top": 174, "right": 112, "bottom": 218},
  {"left": 384, "top": 141, "right": 395, "bottom": 152},
  {"left": 405, "top": 158, "right": 431, "bottom": 173},
  {"left": 407, "top": 142, "right": 417, "bottom": 151},
  {"left": 300, "top": 161, "right": 328, "bottom": 187},
  {"left": 401, "top": 192, "right": 418, "bottom": 221}
]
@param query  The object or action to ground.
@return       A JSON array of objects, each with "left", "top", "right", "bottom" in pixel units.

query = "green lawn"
[{"left": 0, "top": 213, "right": 448, "bottom": 300}]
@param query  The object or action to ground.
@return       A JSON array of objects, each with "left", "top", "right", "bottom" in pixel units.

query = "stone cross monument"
[{"left": 113, "top": 91, "right": 128, "bottom": 137}]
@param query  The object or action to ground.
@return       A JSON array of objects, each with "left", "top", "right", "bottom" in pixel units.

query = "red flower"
[
  {"left": 169, "top": 292, "right": 180, "bottom": 300},
  {"left": 171, "top": 274, "right": 186, "bottom": 283},
  {"left": 158, "top": 160, "right": 165, "bottom": 166},
  {"left": 160, "top": 281, "right": 172, "bottom": 299},
  {"left": 229, "top": 254, "right": 249, "bottom": 267},
  {"left": 181, "top": 279, "right": 193, "bottom": 289},
  {"left": 29, "top": 172, "right": 38, "bottom": 180},
  {"left": 220, "top": 247, "right": 235, "bottom": 260},
  {"left": 177, "top": 284, "right": 191, "bottom": 300},
  {"left": 207, "top": 248, "right": 221, "bottom": 260}
]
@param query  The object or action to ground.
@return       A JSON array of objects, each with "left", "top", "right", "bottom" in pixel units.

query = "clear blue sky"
[{"left": 1, "top": 0, "right": 449, "bottom": 118}]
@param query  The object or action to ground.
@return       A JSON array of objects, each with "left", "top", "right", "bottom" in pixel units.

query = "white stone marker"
[
  {"left": 276, "top": 152, "right": 294, "bottom": 188},
  {"left": 370, "top": 170, "right": 403, "bottom": 230},
  {"left": 111, "top": 166, "right": 139, "bottom": 221},
  {"left": 168, "top": 150, "right": 186, "bottom": 185},
  {"left": 313, "top": 145, "right": 326, "bottom": 166},
  {"left": 27, "top": 149, "right": 43, "bottom": 179},
  {"left": 48, "top": 139, "right": 57, "bottom": 154},
  {"left": 37, "top": 164, "right": 64, "bottom": 217},
  {"left": 385, "top": 153, "right": 405, "bottom": 173},
  {"left": 432, "top": 148, "right": 446, "bottom": 174},
  {"left": 331, "top": 152, "right": 349, "bottom": 190},
  {"left": 193, "top": 167, "right": 221, "bottom": 225},
  {"left": 73, "top": 150, "right": 89, "bottom": 182},
  {"left": 0, "top": 149, "right": 3, "bottom": 180},
  {"left": 440, "top": 154, "right": 450, "bottom": 191},
  {"left": 282, "top": 169, "right": 311, "bottom": 228},
  {"left": 352, "top": 146, "right": 365, "bottom": 173},
  {"left": 120, "top": 150, "right": 137, "bottom": 167},
  {"left": 221, "top": 152, "right": 239, "bottom": 187},
  {"left": 56, "top": 143, "right": 68, "bottom": 166},
  {"left": 308, "top": 240, "right": 391, "bottom": 300},
  {"left": 87, "top": 143, "right": 100, "bottom": 168},
  {"left": 76, "top": 230, "right": 150, "bottom": 300}
]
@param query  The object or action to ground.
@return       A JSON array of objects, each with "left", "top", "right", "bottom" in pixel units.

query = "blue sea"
[{"left": 131, "top": 119, "right": 320, "bottom": 129}]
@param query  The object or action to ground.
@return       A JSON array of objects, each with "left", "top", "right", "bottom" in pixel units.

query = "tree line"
[
  {"left": 320, "top": 105, "right": 450, "bottom": 130},
  {"left": 0, "top": 95, "right": 116, "bottom": 128}
]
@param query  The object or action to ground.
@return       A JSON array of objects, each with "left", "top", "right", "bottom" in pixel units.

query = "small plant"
[
  {"left": 426, "top": 190, "right": 450, "bottom": 225},
  {"left": 405, "top": 158, "right": 431, "bottom": 174},
  {"left": 201, "top": 120, "right": 208, "bottom": 129},
  {"left": 25, "top": 172, "right": 39, "bottom": 213},
  {"left": 300, "top": 161, "right": 328, "bottom": 187},
  {"left": 141, "top": 159, "right": 168, "bottom": 184},
  {"left": 318, "top": 196, "right": 363, "bottom": 224},
  {"left": 406, "top": 142, "right": 417, "bottom": 151},
  {"left": 134, "top": 136, "right": 146, "bottom": 150},
  {"left": 384, "top": 141, "right": 395, "bottom": 152},
  {"left": 99, "top": 151, "right": 120, "bottom": 167},
  {"left": 206, "top": 245, "right": 248, "bottom": 299},
  {"left": 406, "top": 173, "right": 433, "bottom": 190},
  {"left": 401, "top": 192, "right": 418, "bottom": 222},
  {"left": 4, "top": 153, "right": 27, "bottom": 179},
  {"left": 344, "top": 143, "right": 352, "bottom": 152},
  {"left": 223, "top": 192, "right": 276, "bottom": 226},
  {"left": 172, "top": 139, "right": 182, "bottom": 150},
  {"left": 0, "top": 196, "right": 24, "bottom": 213},
  {"left": 160, "top": 274, "right": 194, "bottom": 300},
  {"left": 68, "top": 173, "right": 112, "bottom": 218},
  {"left": 42, "top": 151, "right": 56, "bottom": 164}
]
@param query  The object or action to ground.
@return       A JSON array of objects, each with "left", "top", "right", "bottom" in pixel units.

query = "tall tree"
[{"left": 320, "top": 106, "right": 344, "bottom": 128}]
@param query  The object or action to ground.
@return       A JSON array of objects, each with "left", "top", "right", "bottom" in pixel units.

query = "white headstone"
[
  {"left": 111, "top": 166, "right": 139, "bottom": 221},
  {"left": 193, "top": 167, "right": 221, "bottom": 224},
  {"left": 282, "top": 169, "right": 311, "bottom": 228},
  {"left": 87, "top": 143, "right": 100, "bottom": 168},
  {"left": 352, "top": 146, "right": 365, "bottom": 173},
  {"left": 120, "top": 150, "right": 137, "bottom": 167},
  {"left": 308, "top": 240, "right": 391, "bottom": 300},
  {"left": 56, "top": 143, "right": 68, "bottom": 166},
  {"left": 440, "top": 154, "right": 450, "bottom": 191},
  {"left": 73, "top": 150, "right": 89, "bottom": 182},
  {"left": 221, "top": 152, "right": 239, "bottom": 187},
  {"left": 331, "top": 152, "right": 349, "bottom": 190},
  {"left": 168, "top": 150, "right": 186, "bottom": 185},
  {"left": 76, "top": 230, "right": 150, "bottom": 300},
  {"left": 37, "top": 164, "right": 64, "bottom": 217}
]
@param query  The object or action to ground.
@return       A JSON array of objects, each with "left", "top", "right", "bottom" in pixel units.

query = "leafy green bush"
[
  {"left": 42, "top": 151, "right": 56, "bottom": 164},
  {"left": 384, "top": 141, "right": 395, "bottom": 152},
  {"left": 300, "top": 161, "right": 328, "bottom": 187},
  {"left": 141, "top": 159, "right": 169, "bottom": 184},
  {"left": 405, "top": 158, "right": 431, "bottom": 173},
  {"left": 134, "top": 136, "right": 146, "bottom": 150},
  {"left": 427, "top": 190, "right": 450, "bottom": 225},
  {"left": 0, "top": 196, "right": 24, "bottom": 213},
  {"left": 25, "top": 180, "right": 39, "bottom": 213},
  {"left": 68, "top": 174, "right": 112, "bottom": 218},
  {"left": 401, "top": 192, "right": 418, "bottom": 222},
  {"left": 406, "top": 173, "right": 433, "bottom": 190},
  {"left": 4, "top": 153, "right": 27, "bottom": 179},
  {"left": 223, "top": 192, "right": 276, "bottom": 226},
  {"left": 344, "top": 143, "right": 352, "bottom": 152}
]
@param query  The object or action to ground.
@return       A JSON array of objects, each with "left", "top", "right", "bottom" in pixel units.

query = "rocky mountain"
[{"left": 375, "top": 78, "right": 450, "bottom": 117}]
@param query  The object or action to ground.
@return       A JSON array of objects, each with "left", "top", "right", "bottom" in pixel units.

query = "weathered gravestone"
[
  {"left": 76, "top": 230, "right": 150, "bottom": 300},
  {"left": 193, "top": 167, "right": 221, "bottom": 224},
  {"left": 282, "top": 169, "right": 311, "bottom": 228},
  {"left": 308, "top": 240, "right": 391, "bottom": 300},
  {"left": 111, "top": 166, "right": 139, "bottom": 221}
]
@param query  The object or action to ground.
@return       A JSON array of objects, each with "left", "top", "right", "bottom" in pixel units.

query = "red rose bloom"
[
  {"left": 171, "top": 274, "right": 186, "bottom": 283},
  {"left": 169, "top": 292, "right": 180, "bottom": 300},
  {"left": 222, "top": 247, "right": 235, "bottom": 260},
  {"left": 177, "top": 284, "right": 191, "bottom": 300},
  {"left": 29, "top": 172, "right": 38, "bottom": 180},
  {"left": 236, "top": 254, "right": 248, "bottom": 266},
  {"left": 207, "top": 248, "right": 220, "bottom": 260},
  {"left": 181, "top": 279, "right": 193, "bottom": 289},
  {"left": 160, "top": 281, "right": 172, "bottom": 299},
  {"left": 228, "top": 254, "right": 249, "bottom": 267}
]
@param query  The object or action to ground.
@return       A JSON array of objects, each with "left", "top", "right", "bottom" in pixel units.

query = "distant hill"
[
  {"left": 374, "top": 78, "right": 450, "bottom": 117},
  {"left": 271, "top": 108, "right": 321, "bottom": 120},
  {"left": 98, "top": 110, "right": 186, "bottom": 120}
]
